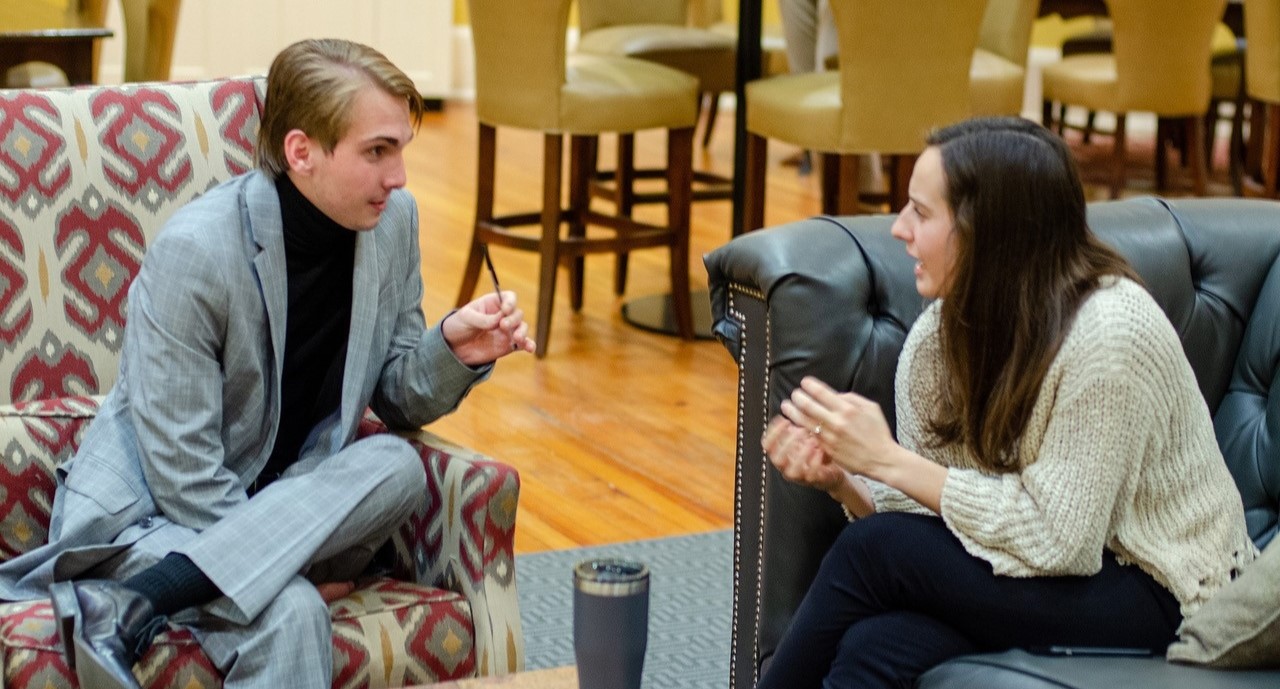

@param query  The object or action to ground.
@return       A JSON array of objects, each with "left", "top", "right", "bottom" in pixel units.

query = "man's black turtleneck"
[{"left": 255, "top": 174, "right": 356, "bottom": 492}]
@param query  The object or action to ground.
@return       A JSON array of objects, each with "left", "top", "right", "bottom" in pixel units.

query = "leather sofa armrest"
[
  {"left": 357, "top": 412, "right": 524, "bottom": 675},
  {"left": 705, "top": 215, "right": 923, "bottom": 689}
]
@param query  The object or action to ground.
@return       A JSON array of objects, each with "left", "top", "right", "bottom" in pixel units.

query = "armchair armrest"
[{"left": 357, "top": 413, "right": 524, "bottom": 676}]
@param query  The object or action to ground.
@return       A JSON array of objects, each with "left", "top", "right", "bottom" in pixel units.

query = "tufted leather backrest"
[
  {"left": 705, "top": 197, "right": 1280, "bottom": 689},
  {"left": 0, "top": 78, "right": 264, "bottom": 405}
]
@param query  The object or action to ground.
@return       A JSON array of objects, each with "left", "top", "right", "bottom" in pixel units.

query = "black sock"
[{"left": 122, "top": 553, "right": 221, "bottom": 617}]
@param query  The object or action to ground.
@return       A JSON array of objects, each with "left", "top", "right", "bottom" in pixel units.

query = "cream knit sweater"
[{"left": 867, "top": 277, "right": 1257, "bottom": 615}]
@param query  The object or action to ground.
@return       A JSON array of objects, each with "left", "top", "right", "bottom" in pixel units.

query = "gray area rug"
[{"left": 515, "top": 529, "right": 732, "bottom": 689}]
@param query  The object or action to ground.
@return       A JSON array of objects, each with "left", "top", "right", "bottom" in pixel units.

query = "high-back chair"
[
  {"left": 740, "top": 0, "right": 986, "bottom": 234},
  {"left": 970, "top": 0, "right": 1039, "bottom": 117},
  {"left": 1245, "top": 0, "right": 1280, "bottom": 197},
  {"left": 578, "top": 0, "right": 735, "bottom": 150},
  {"left": 575, "top": 0, "right": 734, "bottom": 294},
  {"left": 1041, "top": 0, "right": 1226, "bottom": 198},
  {"left": 459, "top": 0, "right": 699, "bottom": 356},
  {"left": 121, "top": 0, "right": 182, "bottom": 82}
]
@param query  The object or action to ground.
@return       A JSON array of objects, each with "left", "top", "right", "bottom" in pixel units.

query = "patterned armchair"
[{"left": 0, "top": 78, "right": 524, "bottom": 687}]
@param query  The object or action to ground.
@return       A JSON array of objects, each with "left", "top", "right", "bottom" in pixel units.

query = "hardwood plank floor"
[{"left": 404, "top": 102, "right": 824, "bottom": 554}]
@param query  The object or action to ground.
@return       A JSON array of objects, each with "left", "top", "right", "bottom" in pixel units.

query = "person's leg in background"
[{"left": 756, "top": 512, "right": 1182, "bottom": 689}]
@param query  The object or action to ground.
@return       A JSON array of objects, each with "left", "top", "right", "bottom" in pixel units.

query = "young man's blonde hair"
[{"left": 256, "top": 38, "right": 425, "bottom": 178}]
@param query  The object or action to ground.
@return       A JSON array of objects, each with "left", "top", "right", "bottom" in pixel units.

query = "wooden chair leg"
[
  {"left": 1042, "top": 99, "right": 1054, "bottom": 129},
  {"left": 666, "top": 126, "right": 695, "bottom": 340},
  {"left": 1264, "top": 103, "right": 1280, "bottom": 198},
  {"left": 568, "top": 134, "right": 590, "bottom": 311},
  {"left": 1154, "top": 117, "right": 1169, "bottom": 191},
  {"left": 741, "top": 132, "right": 768, "bottom": 235},
  {"left": 1184, "top": 115, "right": 1208, "bottom": 196},
  {"left": 1082, "top": 110, "right": 1097, "bottom": 144},
  {"left": 535, "top": 133, "right": 563, "bottom": 358},
  {"left": 820, "top": 153, "right": 839, "bottom": 215},
  {"left": 701, "top": 92, "right": 720, "bottom": 149},
  {"left": 889, "top": 154, "right": 915, "bottom": 212},
  {"left": 457, "top": 123, "right": 496, "bottom": 308},
  {"left": 614, "top": 133, "right": 636, "bottom": 296},
  {"left": 835, "top": 154, "right": 860, "bottom": 216},
  {"left": 1110, "top": 113, "right": 1127, "bottom": 199},
  {"left": 1228, "top": 96, "right": 1247, "bottom": 196},
  {"left": 1203, "top": 100, "right": 1221, "bottom": 173}
]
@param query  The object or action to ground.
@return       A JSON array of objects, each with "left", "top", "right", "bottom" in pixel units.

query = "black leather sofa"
[{"left": 704, "top": 198, "right": 1280, "bottom": 688}]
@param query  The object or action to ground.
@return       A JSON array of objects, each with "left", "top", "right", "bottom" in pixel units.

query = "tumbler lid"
[{"left": 574, "top": 558, "right": 649, "bottom": 596}]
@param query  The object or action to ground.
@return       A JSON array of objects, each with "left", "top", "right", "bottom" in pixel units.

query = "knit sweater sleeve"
[
  {"left": 865, "top": 303, "right": 940, "bottom": 517},
  {"left": 939, "top": 284, "right": 1169, "bottom": 577}
]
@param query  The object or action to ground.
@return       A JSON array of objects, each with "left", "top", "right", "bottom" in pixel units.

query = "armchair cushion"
[
  {"left": 0, "top": 579, "right": 473, "bottom": 689},
  {"left": 1167, "top": 538, "right": 1280, "bottom": 669}
]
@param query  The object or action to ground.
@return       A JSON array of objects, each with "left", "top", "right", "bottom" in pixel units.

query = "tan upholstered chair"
[
  {"left": 1245, "top": 0, "right": 1280, "bottom": 196},
  {"left": 1041, "top": 0, "right": 1226, "bottom": 198},
  {"left": 458, "top": 0, "right": 699, "bottom": 356},
  {"left": 121, "top": 0, "right": 183, "bottom": 82},
  {"left": 574, "top": 0, "right": 733, "bottom": 295},
  {"left": 969, "top": 0, "right": 1039, "bottom": 117},
  {"left": 577, "top": 0, "right": 734, "bottom": 149},
  {"left": 740, "top": 0, "right": 986, "bottom": 233}
]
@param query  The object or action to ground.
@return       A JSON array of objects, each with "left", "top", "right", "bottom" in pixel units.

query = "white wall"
[{"left": 96, "top": 0, "right": 454, "bottom": 96}]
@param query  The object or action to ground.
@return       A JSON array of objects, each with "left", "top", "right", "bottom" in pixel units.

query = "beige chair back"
[
  {"left": 468, "top": 0, "right": 571, "bottom": 131},
  {"left": 687, "top": 0, "right": 722, "bottom": 28},
  {"left": 979, "top": 0, "right": 1038, "bottom": 66},
  {"left": 1109, "top": 0, "right": 1225, "bottom": 114},
  {"left": 121, "top": 0, "right": 182, "bottom": 82},
  {"left": 831, "top": 0, "right": 985, "bottom": 153},
  {"left": 578, "top": 0, "right": 686, "bottom": 34},
  {"left": 1246, "top": 0, "right": 1280, "bottom": 103}
]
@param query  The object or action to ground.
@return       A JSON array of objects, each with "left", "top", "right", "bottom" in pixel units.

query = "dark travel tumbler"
[{"left": 573, "top": 558, "right": 650, "bottom": 689}]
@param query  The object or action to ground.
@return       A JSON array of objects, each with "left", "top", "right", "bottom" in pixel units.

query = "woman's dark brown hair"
[{"left": 924, "top": 117, "right": 1138, "bottom": 471}]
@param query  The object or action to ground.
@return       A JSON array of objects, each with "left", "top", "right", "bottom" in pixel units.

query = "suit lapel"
[
  {"left": 245, "top": 172, "right": 288, "bottom": 387},
  {"left": 339, "top": 225, "right": 379, "bottom": 438}
]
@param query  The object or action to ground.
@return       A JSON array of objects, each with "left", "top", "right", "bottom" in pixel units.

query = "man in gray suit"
[{"left": 0, "top": 38, "right": 533, "bottom": 689}]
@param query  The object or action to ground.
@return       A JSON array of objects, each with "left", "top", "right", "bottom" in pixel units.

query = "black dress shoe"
[{"left": 49, "top": 580, "right": 167, "bottom": 689}]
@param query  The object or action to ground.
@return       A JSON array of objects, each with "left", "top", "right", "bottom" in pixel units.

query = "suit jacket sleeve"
[
  {"left": 124, "top": 226, "right": 249, "bottom": 531},
  {"left": 370, "top": 195, "right": 488, "bottom": 429}
]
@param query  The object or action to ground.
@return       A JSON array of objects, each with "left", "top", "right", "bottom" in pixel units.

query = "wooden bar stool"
[
  {"left": 741, "top": 0, "right": 986, "bottom": 234},
  {"left": 969, "top": 0, "right": 1039, "bottom": 117},
  {"left": 458, "top": 0, "right": 700, "bottom": 357},
  {"left": 1244, "top": 0, "right": 1280, "bottom": 197},
  {"left": 1041, "top": 0, "right": 1226, "bottom": 198}
]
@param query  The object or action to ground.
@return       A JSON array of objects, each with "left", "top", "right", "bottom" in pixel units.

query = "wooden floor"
[
  {"left": 402, "top": 103, "right": 1244, "bottom": 555},
  {"left": 404, "top": 103, "right": 826, "bottom": 555}
]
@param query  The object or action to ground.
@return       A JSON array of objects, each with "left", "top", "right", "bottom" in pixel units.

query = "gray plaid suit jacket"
[{"left": 0, "top": 170, "right": 486, "bottom": 613}]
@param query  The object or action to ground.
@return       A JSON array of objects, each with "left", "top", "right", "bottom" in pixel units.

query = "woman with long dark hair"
[{"left": 757, "top": 117, "right": 1257, "bottom": 688}]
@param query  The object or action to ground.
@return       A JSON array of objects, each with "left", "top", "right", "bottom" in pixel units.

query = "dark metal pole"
[{"left": 732, "top": 0, "right": 763, "bottom": 237}]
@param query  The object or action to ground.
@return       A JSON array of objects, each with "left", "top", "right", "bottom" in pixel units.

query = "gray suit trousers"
[{"left": 99, "top": 433, "right": 426, "bottom": 689}]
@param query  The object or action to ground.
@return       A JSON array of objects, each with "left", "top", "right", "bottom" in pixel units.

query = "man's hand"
[
  {"left": 315, "top": 581, "right": 355, "bottom": 604},
  {"left": 442, "top": 291, "right": 536, "bottom": 365}
]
